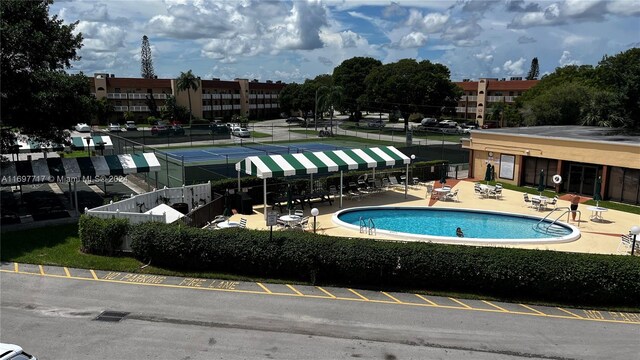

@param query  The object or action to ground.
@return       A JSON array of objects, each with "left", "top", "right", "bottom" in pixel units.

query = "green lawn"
[{"left": 250, "top": 131, "right": 271, "bottom": 138}]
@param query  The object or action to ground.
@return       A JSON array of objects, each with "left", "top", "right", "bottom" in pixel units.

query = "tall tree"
[
  {"left": 363, "top": 59, "right": 461, "bottom": 131},
  {"left": 177, "top": 70, "right": 199, "bottom": 126},
  {"left": 526, "top": 57, "right": 539, "bottom": 80},
  {"left": 1, "top": 0, "right": 90, "bottom": 149},
  {"left": 333, "top": 57, "right": 382, "bottom": 116},
  {"left": 140, "top": 35, "right": 155, "bottom": 79},
  {"left": 594, "top": 48, "right": 640, "bottom": 129},
  {"left": 317, "top": 85, "right": 344, "bottom": 133}
]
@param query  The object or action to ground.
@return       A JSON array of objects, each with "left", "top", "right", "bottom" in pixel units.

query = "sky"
[{"left": 51, "top": 0, "right": 640, "bottom": 83}]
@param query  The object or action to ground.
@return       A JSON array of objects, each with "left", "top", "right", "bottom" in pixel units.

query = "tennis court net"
[{"left": 240, "top": 141, "right": 303, "bottom": 155}]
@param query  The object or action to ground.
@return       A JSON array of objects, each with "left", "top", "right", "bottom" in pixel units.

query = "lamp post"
[
  {"left": 96, "top": 141, "right": 106, "bottom": 156},
  {"left": 314, "top": 88, "right": 320, "bottom": 131},
  {"left": 630, "top": 225, "right": 640, "bottom": 256},
  {"left": 311, "top": 207, "right": 319, "bottom": 233},
  {"left": 84, "top": 136, "right": 92, "bottom": 157}
]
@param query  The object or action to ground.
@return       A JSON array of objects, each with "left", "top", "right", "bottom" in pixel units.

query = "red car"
[{"left": 481, "top": 122, "right": 500, "bottom": 129}]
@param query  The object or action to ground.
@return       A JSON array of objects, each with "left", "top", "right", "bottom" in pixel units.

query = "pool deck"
[{"left": 236, "top": 179, "right": 639, "bottom": 255}]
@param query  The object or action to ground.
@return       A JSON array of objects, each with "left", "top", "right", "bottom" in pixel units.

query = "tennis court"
[{"left": 165, "top": 142, "right": 352, "bottom": 164}]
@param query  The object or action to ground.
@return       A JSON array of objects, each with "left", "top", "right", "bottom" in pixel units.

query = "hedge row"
[
  {"left": 78, "top": 215, "right": 129, "bottom": 255},
  {"left": 123, "top": 221, "right": 640, "bottom": 307}
]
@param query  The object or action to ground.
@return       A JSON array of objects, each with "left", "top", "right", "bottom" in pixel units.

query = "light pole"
[
  {"left": 84, "top": 136, "right": 92, "bottom": 157},
  {"left": 311, "top": 207, "right": 319, "bottom": 233},
  {"left": 314, "top": 87, "right": 320, "bottom": 131},
  {"left": 630, "top": 225, "right": 640, "bottom": 256},
  {"left": 96, "top": 141, "right": 106, "bottom": 156}
]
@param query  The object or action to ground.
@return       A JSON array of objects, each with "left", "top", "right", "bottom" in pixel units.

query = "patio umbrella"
[
  {"left": 594, "top": 176, "right": 602, "bottom": 207},
  {"left": 537, "top": 170, "right": 545, "bottom": 195},
  {"left": 484, "top": 163, "right": 493, "bottom": 184},
  {"left": 286, "top": 184, "right": 295, "bottom": 214},
  {"left": 222, "top": 189, "right": 233, "bottom": 217}
]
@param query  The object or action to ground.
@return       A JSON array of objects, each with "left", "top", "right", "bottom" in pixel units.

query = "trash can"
[
  {"left": 239, "top": 192, "right": 254, "bottom": 215},
  {"left": 172, "top": 202, "right": 189, "bottom": 215}
]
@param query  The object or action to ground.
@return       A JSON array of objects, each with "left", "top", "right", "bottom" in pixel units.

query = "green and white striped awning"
[
  {"left": 235, "top": 146, "right": 410, "bottom": 179},
  {"left": 15, "top": 139, "right": 64, "bottom": 153},
  {"left": 1, "top": 153, "right": 161, "bottom": 185},
  {"left": 71, "top": 135, "right": 113, "bottom": 151}
]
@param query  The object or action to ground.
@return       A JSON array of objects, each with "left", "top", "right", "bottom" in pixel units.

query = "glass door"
[
  {"left": 567, "top": 164, "right": 582, "bottom": 194},
  {"left": 567, "top": 164, "right": 598, "bottom": 195}
]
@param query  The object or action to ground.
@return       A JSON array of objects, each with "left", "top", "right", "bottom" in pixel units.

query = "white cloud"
[
  {"left": 559, "top": 50, "right": 581, "bottom": 66},
  {"left": 502, "top": 57, "right": 526, "bottom": 75},
  {"left": 76, "top": 21, "right": 126, "bottom": 52},
  {"left": 396, "top": 32, "right": 428, "bottom": 48},
  {"left": 406, "top": 10, "right": 449, "bottom": 33}
]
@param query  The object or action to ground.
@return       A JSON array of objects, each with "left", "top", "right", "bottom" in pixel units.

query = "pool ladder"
[
  {"left": 534, "top": 207, "right": 581, "bottom": 234},
  {"left": 359, "top": 217, "right": 376, "bottom": 235}
]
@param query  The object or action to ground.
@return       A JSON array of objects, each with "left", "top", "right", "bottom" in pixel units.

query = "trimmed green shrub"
[
  {"left": 129, "top": 222, "right": 640, "bottom": 307},
  {"left": 78, "top": 215, "right": 129, "bottom": 255}
]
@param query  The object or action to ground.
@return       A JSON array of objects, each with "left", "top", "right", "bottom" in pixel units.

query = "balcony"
[
  {"left": 249, "top": 104, "right": 257, "bottom": 109},
  {"left": 203, "top": 105, "right": 212, "bottom": 111},
  {"left": 504, "top": 96, "right": 516, "bottom": 102},
  {"left": 249, "top": 94, "right": 257, "bottom": 99},
  {"left": 486, "top": 96, "right": 504, "bottom": 102},
  {"left": 221, "top": 94, "right": 232, "bottom": 99},
  {"left": 202, "top": 94, "right": 211, "bottom": 100},
  {"left": 463, "top": 96, "right": 477, "bottom": 101},
  {"left": 222, "top": 104, "right": 233, "bottom": 110},
  {"left": 128, "top": 93, "right": 148, "bottom": 100},
  {"left": 107, "top": 93, "right": 128, "bottom": 100},
  {"left": 211, "top": 94, "right": 221, "bottom": 99},
  {"left": 129, "top": 106, "right": 149, "bottom": 112},
  {"left": 153, "top": 93, "right": 168, "bottom": 100},
  {"left": 233, "top": 105, "right": 241, "bottom": 110},
  {"left": 233, "top": 94, "right": 241, "bottom": 99},
  {"left": 113, "top": 106, "right": 128, "bottom": 112}
]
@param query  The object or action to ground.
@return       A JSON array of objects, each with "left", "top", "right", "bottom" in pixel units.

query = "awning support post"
[
  {"left": 405, "top": 163, "right": 409, "bottom": 199},
  {"left": 237, "top": 170, "right": 241, "bottom": 192},
  {"left": 340, "top": 170, "right": 343, "bottom": 209},
  {"left": 310, "top": 173, "right": 313, "bottom": 193},
  {"left": 74, "top": 181, "right": 79, "bottom": 216},
  {"left": 263, "top": 177, "right": 267, "bottom": 220}
]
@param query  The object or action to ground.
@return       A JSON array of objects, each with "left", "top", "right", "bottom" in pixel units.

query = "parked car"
[
  {"left": 367, "top": 120, "right": 385, "bottom": 128},
  {"left": 170, "top": 124, "right": 185, "bottom": 136},
  {"left": 438, "top": 120, "right": 458, "bottom": 128},
  {"left": 125, "top": 121, "right": 137, "bottom": 131},
  {"left": 420, "top": 118, "right": 438, "bottom": 127},
  {"left": 286, "top": 117, "right": 303, "bottom": 124},
  {"left": 0, "top": 343, "right": 37, "bottom": 360},
  {"left": 151, "top": 122, "right": 170, "bottom": 135},
  {"left": 108, "top": 123, "right": 122, "bottom": 132},
  {"left": 75, "top": 123, "right": 90, "bottom": 132},
  {"left": 481, "top": 122, "right": 500, "bottom": 129},
  {"left": 231, "top": 127, "right": 251, "bottom": 138}
]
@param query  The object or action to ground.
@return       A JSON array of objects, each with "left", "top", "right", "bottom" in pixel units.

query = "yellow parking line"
[
  {"left": 415, "top": 294, "right": 438, "bottom": 306},
  {"left": 520, "top": 304, "right": 547, "bottom": 316},
  {"left": 38, "top": 265, "right": 45, "bottom": 275},
  {"left": 316, "top": 286, "right": 336, "bottom": 299},
  {"left": 256, "top": 282, "right": 272, "bottom": 294},
  {"left": 286, "top": 284, "right": 304, "bottom": 296},
  {"left": 449, "top": 297, "right": 472, "bottom": 309},
  {"left": 64, "top": 267, "right": 71, "bottom": 277},
  {"left": 482, "top": 300, "right": 508, "bottom": 312},
  {"left": 89, "top": 270, "right": 98, "bottom": 280},
  {"left": 348, "top": 289, "right": 369, "bottom": 301},
  {"left": 14, "top": 263, "right": 18, "bottom": 273},
  {"left": 381, "top": 291, "right": 402, "bottom": 303},
  {"left": 557, "top": 307, "right": 583, "bottom": 319}
]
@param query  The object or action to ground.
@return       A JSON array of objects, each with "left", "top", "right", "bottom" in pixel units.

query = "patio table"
[
  {"left": 434, "top": 188, "right": 450, "bottom": 200},
  {"left": 279, "top": 214, "right": 301, "bottom": 227},
  {"left": 216, "top": 220, "right": 240, "bottom": 229},
  {"left": 587, "top": 206, "right": 608, "bottom": 222}
]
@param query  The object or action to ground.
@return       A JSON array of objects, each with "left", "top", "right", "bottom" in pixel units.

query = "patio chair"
[
  {"left": 294, "top": 209, "right": 304, "bottom": 217},
  {"left": 445, "top": 189, "right": 459, "bottom": 202},
  {"left": 381, "top": 178, "right": 391, "bottom": 190},
  {"left": 547, "top": 196, "right": 558, "bottom": 209},
  {"left": 531, "top": 197, "right": 542, "bottom": 211},
  {"left": 617, "top": 234, "right": 632, "bottom": 254},
  {"left": 523, "top": 193, "right": 532, "bottom": 207},
  {"left": 295, "top": 216, "right": 310, "bottom": 231},
  {"left": 389, "top": 176, "right": 403, "bottom": 189},
  {"left": 347, "top": 189, "right": 362, "bottom": 201},
  {"left": 239, "top": 218, "right": 247, "bottom": 228},
  {"left": 329, "top": 185, "right": 338, "bottom": 198},
  {"left": 494, "top": 188, "right": 503, "bottom": 199}
]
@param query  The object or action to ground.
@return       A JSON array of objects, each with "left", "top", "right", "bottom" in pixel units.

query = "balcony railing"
[
  {"left": 129, "top": 106, "right": 149, "bottom": 112},
  {"left": 222, "top": 104, "right": 233, "bottom": 110},
  {"left": 107, "top": 93, "right": 128, "bottom": 100},
  {"left": 128, "top": 93, "right": 148, "bottom": 100},
  {"left": 210, "top": 94, "right": 221, "bottom": 99},
  {"left": 463, "top": 96, "right": 477, "bottom": 101},
  {"left": 233, "top": 105, "right": 241, "bottom": 110},
  {"left": 249, "top": 104, "right": 257, "bottom": 109},
  {"left": 233, "top": 94, "right": 241, "bottom": 99},
  {"left": 153, "top": 93, "right": 168, "bottom": 100},
  {"left": 202, "top": 94, "right": 211, "bottom": 100},
  {"left": 113, "top": 106, "right": 128, "bottom": 112},
  {"left": 221, "top": 94, "right": 232, "bottom": 99},
  {"left": 486, "top": 96, "right": 504, "bottom": 102}
]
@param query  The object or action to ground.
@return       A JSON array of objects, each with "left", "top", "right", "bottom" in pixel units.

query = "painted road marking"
[
  {"left": 415, "top": 294, "right": 438, "bottom": 306},
  {"left": 482, "top": 300, "right": 509, "bottom": 312},
  {"left": 348, "top": 289, "right": 369, "bottom": 301},
  {"left": 2, "top": 263, "right": 638, "bottom": 325},
  {"left": 256, "top": 282, "right": 272, "bottom": 294},
  {"left": 317, "top": 286, "right": 336, "bottom": 299}
]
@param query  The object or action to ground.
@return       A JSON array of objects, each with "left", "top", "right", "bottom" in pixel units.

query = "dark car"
[
  {"left": 286, "top": 117, "right": 303, "bottom": 124},
  {"left": 151, "top": 123, "right": 169, "bottom": 135},
  {"left": 481, "top": 122, "right": 500, "bottom": 129}
]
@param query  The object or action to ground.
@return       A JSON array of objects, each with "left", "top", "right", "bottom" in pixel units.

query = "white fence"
[{"left": 85, "top": 182, "right": 212, "bottom": 251}]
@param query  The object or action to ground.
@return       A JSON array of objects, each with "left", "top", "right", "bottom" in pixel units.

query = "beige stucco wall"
[
  {"left": 236, "top": 79, "right": 250, "bottom": 117},
  {"left": 463, "top": 131, "right": 640, "bottom": 186},
  {"left": 171, "top": 78, "right": 203, "bottom": 119}
]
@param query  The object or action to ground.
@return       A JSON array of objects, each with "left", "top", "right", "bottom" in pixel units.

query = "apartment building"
[
  {"left": 454, "top": 77, "right": 539, "bottom": 125},
  {"left": 91, "top": 74, "right": 285, "bottom": 122}
]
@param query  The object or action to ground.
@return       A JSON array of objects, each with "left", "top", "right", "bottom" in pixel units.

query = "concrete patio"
[{"left": 233, "top": 179, "right": 638, "bottom": 255}]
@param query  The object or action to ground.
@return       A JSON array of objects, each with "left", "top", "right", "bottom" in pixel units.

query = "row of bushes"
[{"left": 79, "top": 216, "right": 640, "bottom": 306}]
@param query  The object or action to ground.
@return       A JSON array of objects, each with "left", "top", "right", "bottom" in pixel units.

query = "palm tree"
[
  {"left": 177, "top": 70, "right": 199, "bottom": 126},
  {"left": 318, "top": 85, "right": 344, "bottom": 134}
]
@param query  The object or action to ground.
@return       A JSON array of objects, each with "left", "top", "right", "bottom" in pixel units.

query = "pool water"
[{"left": 334, "top": 207, "right": 579, "bottom": 244}]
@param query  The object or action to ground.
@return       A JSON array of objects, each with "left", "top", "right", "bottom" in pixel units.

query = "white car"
[
  {"left": 231, "top": 127, "right": 251, "bottom": 138},
  {"left": 438, "top": 120, "right": 458, "bottom": 128},
  {"left": 0, "top": 343, "right": 37, "bottom": 360},
  {"left": 108, "top": 123, "right": 122, "bottom": 132},
  {"left": 75, "top": 123, "right": 90, "bottom": 132}
]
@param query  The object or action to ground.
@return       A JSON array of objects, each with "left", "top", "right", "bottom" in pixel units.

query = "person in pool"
[{"left": 456, "top": 227, "right": 464, "bottom": 237}]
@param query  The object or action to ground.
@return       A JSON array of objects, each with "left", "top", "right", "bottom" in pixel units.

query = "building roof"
[
  {"left": 201, "top": 79, "right": 240, "bottom": 89},
  {"left": 477, "top": 126, "right": 640, "bottom": 145},
  {"left": 454, "top": 79, "right": 539, "bottom": 92}
]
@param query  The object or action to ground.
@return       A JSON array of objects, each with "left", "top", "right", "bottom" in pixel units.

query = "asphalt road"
[{"left": 1, "top": 266, "right": 638, "bottom": 360}]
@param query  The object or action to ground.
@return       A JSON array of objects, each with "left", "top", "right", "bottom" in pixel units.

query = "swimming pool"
[{"left": 333, "top": 206, "right": 580, "bottom": 244}]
